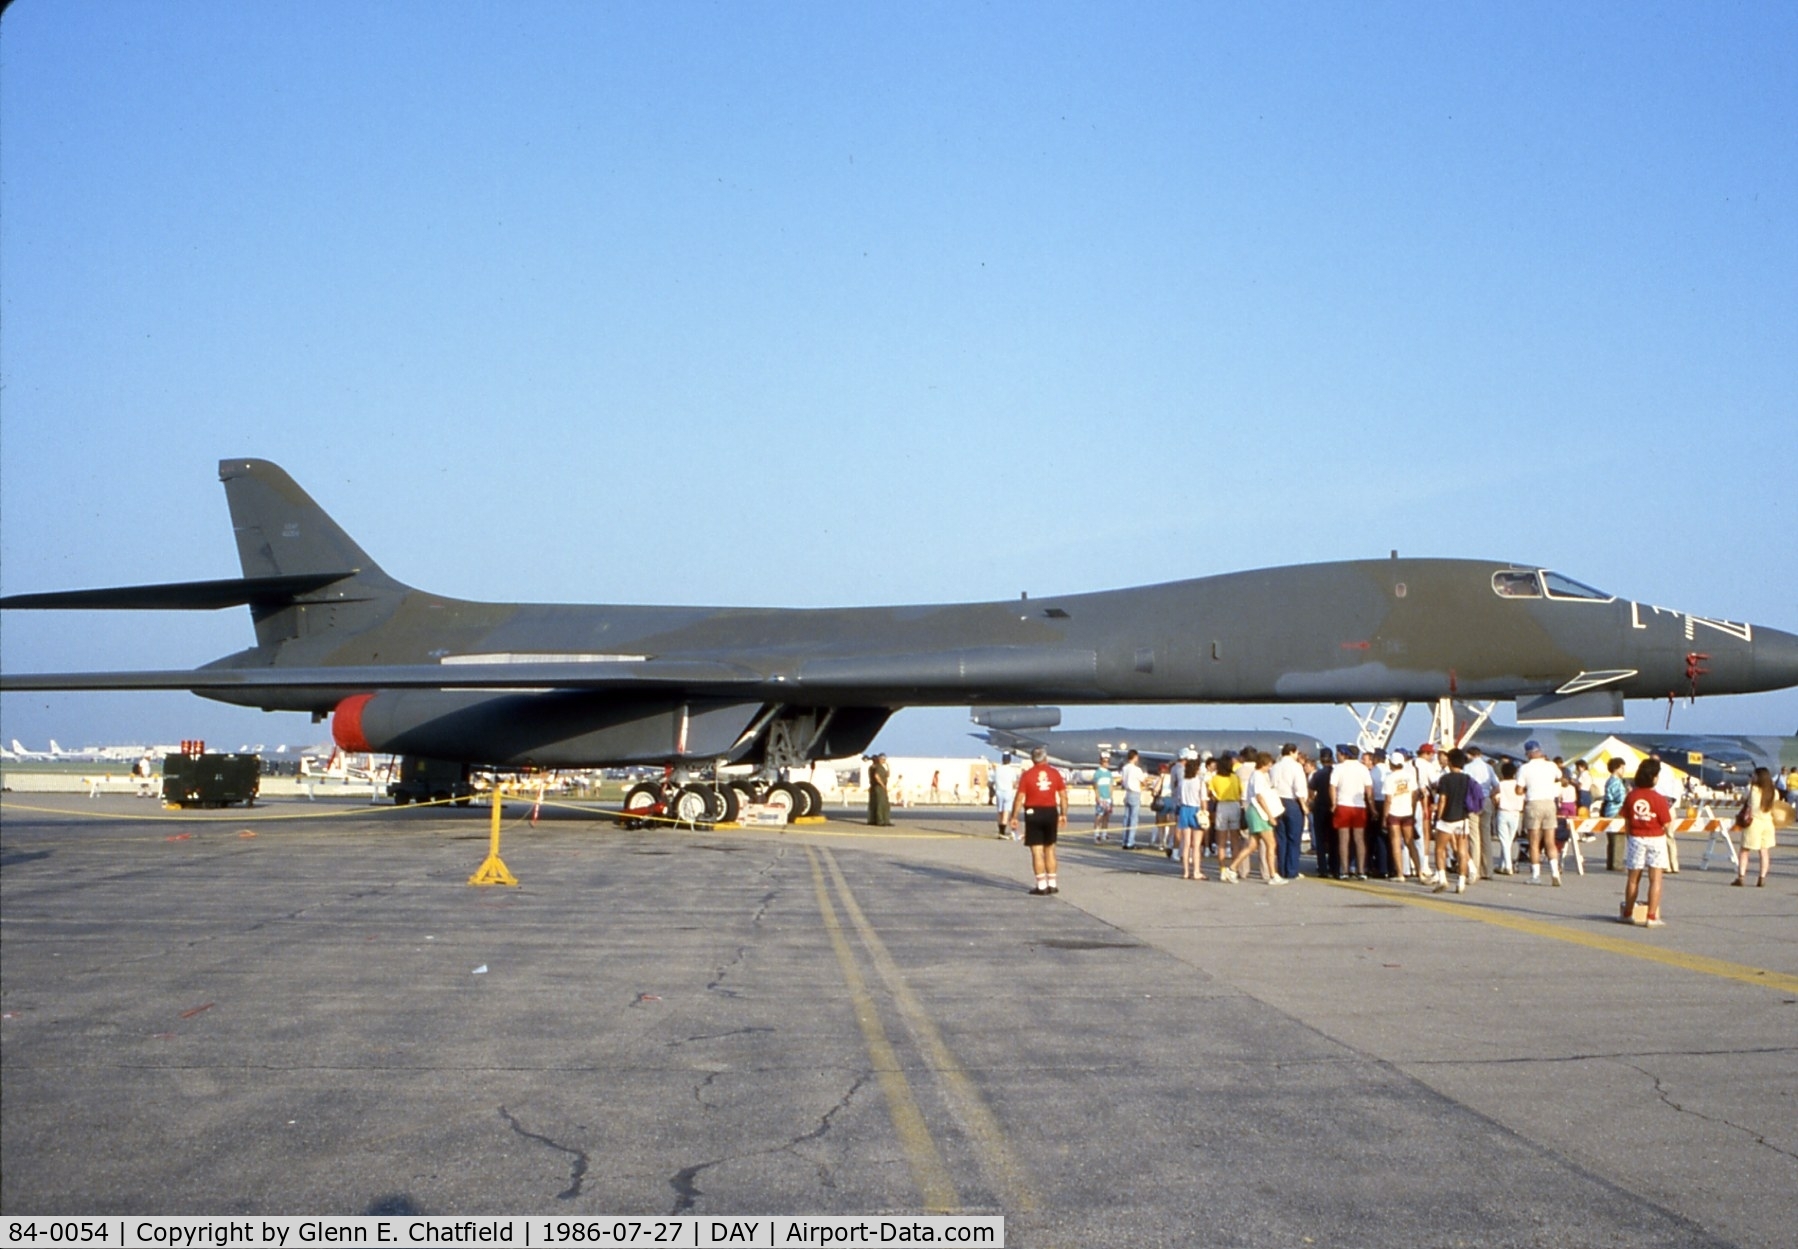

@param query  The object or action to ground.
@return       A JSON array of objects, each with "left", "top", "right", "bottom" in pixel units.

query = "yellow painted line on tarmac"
[
  {"left": 821, "top": 847, "right": 1039, "bottom": 1215},
  {"left": 806, "top": 847, "right": 960, "bottom": 1213},
  {"left": 1327, "top": 877, "right": 1798, "bottom": 994}
]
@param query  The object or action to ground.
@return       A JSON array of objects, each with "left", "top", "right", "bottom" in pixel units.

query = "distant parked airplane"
[{"left": 970, "top": 708, "right": 1326, "bottom": 768}]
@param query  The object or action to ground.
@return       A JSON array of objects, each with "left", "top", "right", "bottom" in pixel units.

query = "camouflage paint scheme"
[{"left": 3, "top": 460, "right": 1796, "bottom": 770}]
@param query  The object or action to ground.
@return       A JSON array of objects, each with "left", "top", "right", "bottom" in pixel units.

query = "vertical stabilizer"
[
  {"left": 219, "top": 459, "right": 397, "bottom": 584},
  {"left": 217, "top": 459, "right": 408, "bottom": 652}
]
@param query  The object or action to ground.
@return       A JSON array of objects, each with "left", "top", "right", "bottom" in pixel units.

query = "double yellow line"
[{"left": 806, "top": 845, "right": 1037, "bottom": 1215}]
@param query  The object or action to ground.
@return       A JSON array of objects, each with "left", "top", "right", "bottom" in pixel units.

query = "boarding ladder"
[{"left": 1346, "top": 702, "right": 1406, "bottom": 754}]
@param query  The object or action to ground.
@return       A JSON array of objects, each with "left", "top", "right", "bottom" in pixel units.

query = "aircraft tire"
[
  {"left": 672, "top": 784, "right": 714, "bottom": 828},
  {"left": 708, "top": 785, "right": 741, "bottom": 824},
  {"left": 622, "top": 782, "right": 661, "bottom": 829},
  {"left": 764, "top": 782, "right": 800, "bottom": 823},
  {"left": 797, "top": 781, "right": 824, "bottom": 817},
  {"left": 729, "top": 780, "right": 759, "bottom": 808}
]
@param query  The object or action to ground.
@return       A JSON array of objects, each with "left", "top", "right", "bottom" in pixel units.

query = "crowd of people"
[{"left": 1003, "top": 739, "right": 1786, "bottom": 927}]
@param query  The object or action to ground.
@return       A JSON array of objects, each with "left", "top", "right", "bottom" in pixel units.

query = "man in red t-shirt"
[
  {"left": 1008, "top": 747, "right": 1067, "bottom": 895},
  {"left": 1620, "top": 758, "right": 1673, "bottom": 928}
]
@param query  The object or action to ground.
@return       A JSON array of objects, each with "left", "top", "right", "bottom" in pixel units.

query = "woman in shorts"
[
  {"left": 1227, "top": 752, "right": 1286, "bottom": 885},
  {"left": 1620, "top": 759, "right": 1673, "bottom": 928},
  {"left": 1176, "top": 754, "right": 1208, "bottom": 880},
  {"left": 1210, "top": 754, "right": 1243, "bottom": 877}
]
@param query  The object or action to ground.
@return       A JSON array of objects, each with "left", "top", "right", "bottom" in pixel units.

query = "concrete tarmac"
[{"left": 1, "top": 794, "right": 1792, "bottom": 1247}]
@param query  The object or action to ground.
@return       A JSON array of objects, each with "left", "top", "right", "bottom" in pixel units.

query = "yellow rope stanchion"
[{"left": 468, "top": 782, "right": 519, "bottom": 886}]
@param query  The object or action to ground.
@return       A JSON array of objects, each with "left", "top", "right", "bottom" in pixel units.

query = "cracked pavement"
[{"left": 2, "top": 795, "right": 1792, "bottom": 1247}]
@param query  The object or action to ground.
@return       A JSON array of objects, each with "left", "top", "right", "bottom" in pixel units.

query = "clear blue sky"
[{"left": 2, "top": 0, "right": 1794, "bottom": 755}]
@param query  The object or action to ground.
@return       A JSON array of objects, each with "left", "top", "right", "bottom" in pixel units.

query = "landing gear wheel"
[
  {"left": 763, "top": 782, "right": 800, "bottom": 824},
  {"left": 729, "top": 781, "right": 759, "bottom": 809},
  {"left": 708, "top": 785, "right": 741, "bottom": 824},
  {"left": 622, "top": 782, "right": 662, "bottom": 829},
  {"left": 796, "top": 782, "right": 824, "bottom": 818},
  {"left": 671, "top": 784, "right": 715, "bottom": 827}
]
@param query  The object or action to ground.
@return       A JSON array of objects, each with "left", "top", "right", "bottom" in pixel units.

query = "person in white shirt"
[
  {"left": 1269, "top": 743, "right": 1310, "bottom": 880},
  {"left": 1517, "top": 740, "right": 1565, "bottom": 885},
  {"left": 993, "top": 755, "right": 1021, "bottom": 840},
  {"left": 1413, "top": 744, "right": 1447, "bottom": 874},
  {"left": 1119, "top": 750, "right": 1148, "bottom": 850},
  {"left": 1492, "top": 759, "right": 1525, "bottom": 874},
  {"left": 1175, "top": 750, "right": 1209, "bottom": 881},
  {"left": 1227, "top": 752, "right": 1288, "bottom": 884},
  {"left": 1367, "top": 751, "right": 1390, "bottom": 876},
  {"left": 1463, "top": 747, "right": 1500, "bottom": 879},
  {"left": 1651, "top": 754, "right": 1686, "bottom": 871},
  {"left": 1384, "top": 751, "right": 1426, "bottom": 881},
  {"left": 1330, "top": 746, "right": 1375, "bottom": 880}
]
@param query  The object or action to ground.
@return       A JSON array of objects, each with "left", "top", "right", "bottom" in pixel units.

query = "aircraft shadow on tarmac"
[
  {"left": 886, "top": 858, "right": 1023, "bottom": 894},
  {"left": 0, "top": 848, "right": 53, "bottom": 868}
]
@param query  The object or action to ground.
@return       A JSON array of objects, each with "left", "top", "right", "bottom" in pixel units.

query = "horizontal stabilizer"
[{"left": 0, "top": 573, "right": 359, "bottom": 611}]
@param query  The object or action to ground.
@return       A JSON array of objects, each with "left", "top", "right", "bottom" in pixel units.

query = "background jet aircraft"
[
  {"left": 3, "top": 460, "right": 1797, "bottom": 784},
  {"left": 1460, "top": 715, "right": 1798, "bottom": 787},
  {"left": 969, "top": 707, "right": 1326, "bottom": 768}
]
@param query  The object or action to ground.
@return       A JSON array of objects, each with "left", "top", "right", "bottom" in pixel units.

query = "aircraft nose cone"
[{"left": 1756, "top": 625, "right": 1798, "bottom": 692}]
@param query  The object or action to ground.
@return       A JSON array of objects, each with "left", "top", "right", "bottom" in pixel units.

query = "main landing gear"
[{"left": 619, "top": 774, "right": 824, "bottom": 829}]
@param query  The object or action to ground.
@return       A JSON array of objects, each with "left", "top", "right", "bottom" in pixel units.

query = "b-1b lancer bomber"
[{"left": 3, "top": 459, "right": 1796, "bottom": 820}]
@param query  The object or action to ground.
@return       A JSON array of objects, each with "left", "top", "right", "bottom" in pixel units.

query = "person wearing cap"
[
  {"left": 866, "top": 754, "right": 893, "bottom": 826},
  {"left": 1008, "top": 746, "right": 1067, "bottom": 895},
  {"left": 1518, "top": 739, "right": 1564, "bottom": 885},
  {"left": 1384, "top": 749, "right": 1426, "bottom": 882}
]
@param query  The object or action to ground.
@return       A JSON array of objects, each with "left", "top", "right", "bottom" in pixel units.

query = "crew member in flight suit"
[{"left": 867, "top": 753, "right": 893, "bottom": 826}]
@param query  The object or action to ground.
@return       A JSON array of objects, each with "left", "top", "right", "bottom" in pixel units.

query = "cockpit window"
[
  {"left": 1492, "top": 570, "right": 1541, "bottom": 598},
  {"left": 1541, "top": 572, "right": 1613, "bottom": 602}
]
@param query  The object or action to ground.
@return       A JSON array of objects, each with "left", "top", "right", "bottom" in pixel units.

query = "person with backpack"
[{"left": 1733, "top": 767, "right": 1778, "bottom": 888}]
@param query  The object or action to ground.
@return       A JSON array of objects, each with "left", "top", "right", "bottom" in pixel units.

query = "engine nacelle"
[{"left": 970, "top": 705, "right": 1062, "bottom": 732}]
